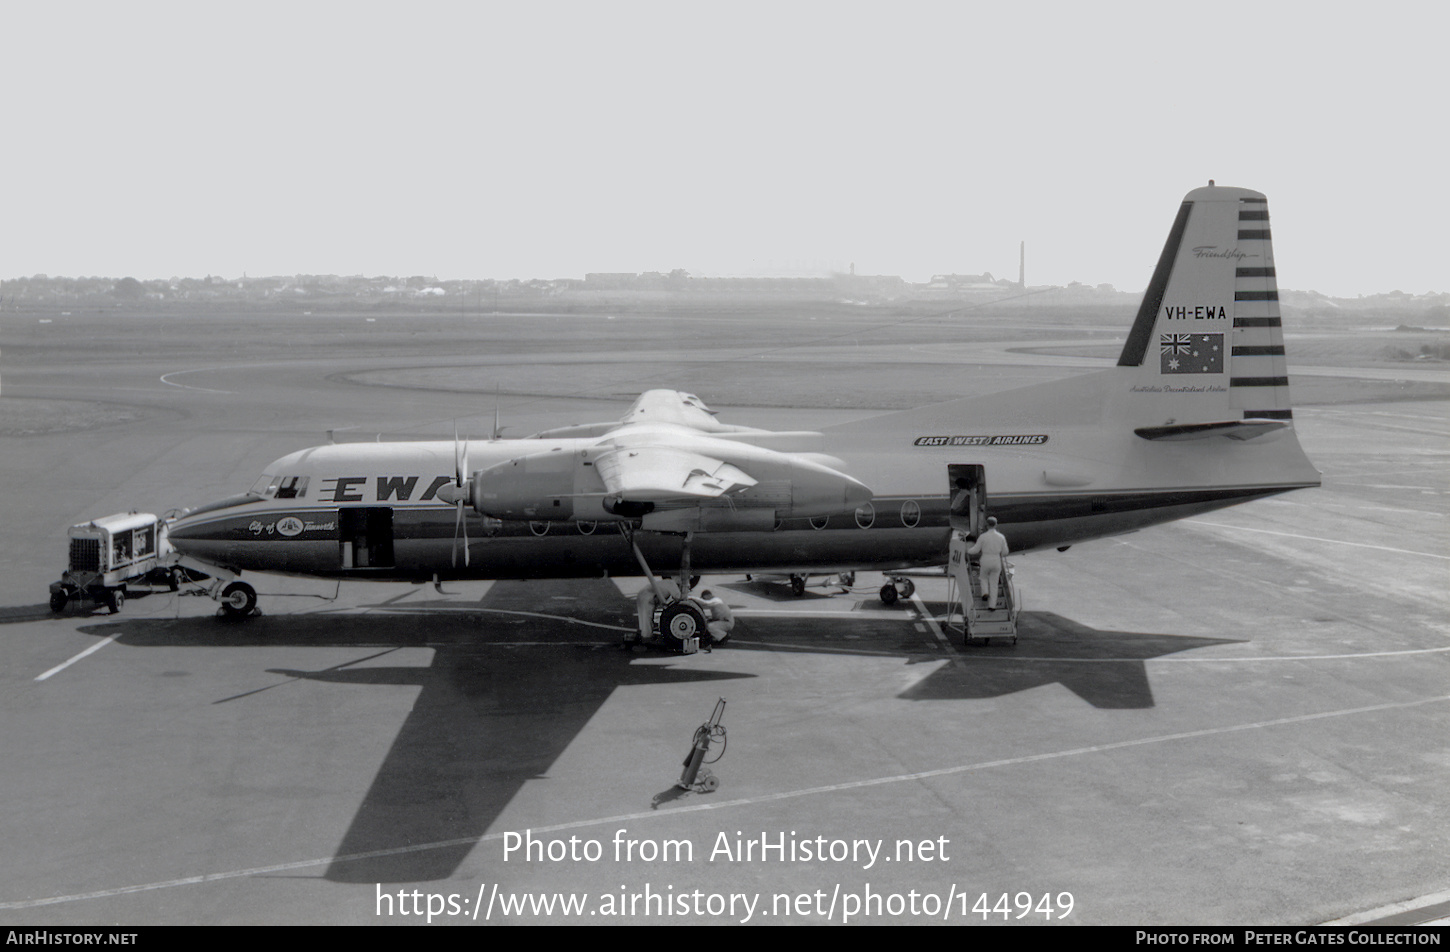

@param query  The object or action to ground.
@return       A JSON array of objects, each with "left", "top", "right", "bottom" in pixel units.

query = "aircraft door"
[
  {"left": 339, "top": 507, "right": 395, "bottom": 569},
  {"left": 947, "top": 464, "right": 987, "bottom": 538}
]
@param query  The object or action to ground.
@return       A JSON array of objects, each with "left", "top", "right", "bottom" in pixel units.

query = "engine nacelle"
[{"left": 471, "top": 448, "right": 600, "bottom": 521}]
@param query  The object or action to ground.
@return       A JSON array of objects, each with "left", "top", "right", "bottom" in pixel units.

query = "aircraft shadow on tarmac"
[
  {"left": 902, "top": 604, "right": 1241, "bottom": 709},
  {"left": 70, "top": 580, "right": 1238, "bottom": 884},
  {"left": 728, "top": 603, "right": 1239, "bottom": 710}
]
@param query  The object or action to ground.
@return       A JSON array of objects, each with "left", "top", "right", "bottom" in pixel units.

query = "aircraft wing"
[
  {"left": 593, "top": 445, "right": 758, "bottom": 502},
  {"left": 530, "top": 390, "right": 825, "bottom": 447},
  {"left": 476, "top": 391, "right": 870, "bottom": 524},
  {"left": 618, "top": 390, "right": 721, "bottom": 429}
]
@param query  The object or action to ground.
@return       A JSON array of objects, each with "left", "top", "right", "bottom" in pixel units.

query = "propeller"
[{"left": 436, "top": 424, "right": 471, "bottom": 567}]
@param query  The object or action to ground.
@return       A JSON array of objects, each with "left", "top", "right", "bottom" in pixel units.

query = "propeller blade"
[
  {"left": 460, "top": 499, "right": 470, "bottom": 567},
  {"left": 451, "top": 499, "right": 464, "bottom": 567},
  {"left": 450, "top": 429, "right": 470, "bottom": 567},
  {"left": 453, "top": 422, "right": 463, "bottom": 483}
]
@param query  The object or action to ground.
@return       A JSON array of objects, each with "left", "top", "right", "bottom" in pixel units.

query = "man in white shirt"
[
  {"left": 636, "top": 578, "right": 681, "bottom": 643},
  {"left": 691, "top": 589, "right": 735, "bottom": 644},
  {"left": 967, "top": 517, "right": 1009, "bottom": 610}
]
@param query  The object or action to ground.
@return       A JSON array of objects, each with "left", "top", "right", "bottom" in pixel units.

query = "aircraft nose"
[
  {"left": 166, "top": 514, "right": 203, "bottom": 547},
  {"left": 165, "top": 494, "right": 262, "bottom": 548}
]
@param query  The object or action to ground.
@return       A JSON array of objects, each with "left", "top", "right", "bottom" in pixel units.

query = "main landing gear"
[
  {"left": 624, "top": 526, "right": 715, "bottom": 654},
  {"left": 658, "top": 601, "right": 708, "bottom": 652}
]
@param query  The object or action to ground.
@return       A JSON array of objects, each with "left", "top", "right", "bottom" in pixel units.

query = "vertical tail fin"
[{"left": 1117, "top": 184, "right": 1293, "bottom": 428}]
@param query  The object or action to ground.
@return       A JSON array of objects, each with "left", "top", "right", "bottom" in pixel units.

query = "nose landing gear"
[{"left": 215, "top": 580, "right": 258, "bottom": 619}]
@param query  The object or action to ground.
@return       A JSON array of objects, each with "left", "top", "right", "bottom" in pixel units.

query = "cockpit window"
[
  {"left": 275, "top": 476, "right": 308, "bottom": 499},
  {"left": 248, "top": 475, "right": 308, "bottom": 499}
]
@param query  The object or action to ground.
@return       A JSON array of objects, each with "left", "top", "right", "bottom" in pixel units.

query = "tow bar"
[{"left": 677, "top": 697, "right": 727, "bottom": 793}]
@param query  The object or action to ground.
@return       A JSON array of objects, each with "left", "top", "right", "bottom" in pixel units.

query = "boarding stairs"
[{"left": 944, "top": 532, "right": 1019, "bottom": 646}]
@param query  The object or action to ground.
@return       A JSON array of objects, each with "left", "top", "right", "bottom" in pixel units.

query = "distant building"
[
  {"left": 927, "top": 272, "right": 1006, "bottom": 291},
  {"left": 584, "top": 273, "right": 640, "bottom": 289}
]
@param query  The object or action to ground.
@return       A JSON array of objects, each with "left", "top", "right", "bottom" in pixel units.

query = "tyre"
[
  {"left": 839, "top": 572, "right": 855, "bottom": 587},
  {"left": 107, "top": 589, "right": 124, "bottom": 614},
  {"left": 220, "top": 581, "right": 257, "bottom": 618},
  {"left": 168, "top": 568, "right": 182, "bottom": 592},
  {"left": 879, "top": 584, "right": 898, "bottom": 605},
  {"left": 50, "top": 590, "right": 67, "bottom": 613},
  {"left": 790, "top": 575, "right": 805, "bottom": 596},
  {"left": 899, "top": 579, "right": 915, "bottom": 598},
  {"left": 658, "top": 602, "right": 706, "bottom": 651}
]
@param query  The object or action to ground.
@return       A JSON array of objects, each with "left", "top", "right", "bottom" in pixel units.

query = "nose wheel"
[{"left": 219, "top": 581, "right": 257, "bottom": 618}]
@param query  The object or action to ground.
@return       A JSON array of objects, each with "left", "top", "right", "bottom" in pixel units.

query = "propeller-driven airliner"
[{"left": 165, "top": 183, "right": 1319, "bottom": 643}]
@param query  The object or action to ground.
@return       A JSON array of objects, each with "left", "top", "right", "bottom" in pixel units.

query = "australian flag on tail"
[{"left": 1160, "top": 333, "right": 1224, "bottom": 374}]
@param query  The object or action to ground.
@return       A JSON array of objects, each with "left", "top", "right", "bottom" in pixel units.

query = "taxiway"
[{"left": 1, "top": 305, "right": 1446, "bottom": 925}]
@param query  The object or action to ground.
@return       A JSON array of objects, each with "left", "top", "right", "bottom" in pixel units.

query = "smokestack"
[{"left": 1019, "top": 241, "right": 1025, "bottom": 288}]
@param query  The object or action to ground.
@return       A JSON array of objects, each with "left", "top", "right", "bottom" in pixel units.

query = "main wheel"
[
  {"left": 658, "top": 602, "right": 707, "bottom": 651},
  {"left": 879, "top": 583, "right": 898, "bottom": 605},
  {"left": 790, "top": 575, "right": 806, "bottom": 596},
  {"left": 898, "top": 578, "right": 915, "bottom": 598},
  {"left": 220, "top": 581, "right": 257, "bottom": 618},
  {"left": 49, "top": 590, "right": 67, "bottom": 613}
]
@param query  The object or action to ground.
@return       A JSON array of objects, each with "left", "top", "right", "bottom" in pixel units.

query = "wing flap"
[{"left": 594, "top": 446, "right": 758, "bottom": 502}]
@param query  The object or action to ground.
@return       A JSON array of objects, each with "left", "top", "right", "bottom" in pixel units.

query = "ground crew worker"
[
  {"left": 968, "top": 516, "right": 1009, "bottom": 610},
  {"left": 636, "top": 578, "right": 681, "bottom": 643},
  {"left": 691, "top": 589, "right": 735, "bottom": 644}
]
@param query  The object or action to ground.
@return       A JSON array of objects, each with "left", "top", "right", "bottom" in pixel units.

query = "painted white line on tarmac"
[
  {"left": 367, "top": 605, "right": 636, "bottom": 633},
  {"left": 733, "top": 608, "right": 909, "bottom": 621},
  {"left": 950, "top": 645, "right": 1450, "bottom": 663},
  {"left": 1324, "top": 888, "right": 1450, "bottom": 926},
  {"left": 12, "top": 693, "right": 1444, "bottom": 911},
  {"left": 158, "top": 368, "right": 234, "bottom": 394},
  {"left": 910, "top": 592, "right": 962, "bottom": 667},
  {"left": 1188, "top": 520, "right": 1450, "bottom": 561},
  {"left": 34, "top": 635, "right": 120, "bottom": 681},
  {"left": 726, "top": 639, "right": 906, "bottom": 658}
]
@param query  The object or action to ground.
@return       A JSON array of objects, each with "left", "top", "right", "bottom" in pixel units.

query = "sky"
[{"left": 5, "top": 1, "right": 1446, "bottom": 296}]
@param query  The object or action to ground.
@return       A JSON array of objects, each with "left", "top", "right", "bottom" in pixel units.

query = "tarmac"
[{"left": 0, "top": 307, "right": 1446, "bottom": 925}]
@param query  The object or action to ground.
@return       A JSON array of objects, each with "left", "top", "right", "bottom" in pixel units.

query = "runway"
[{"left": 1, "top": 305, "right": 1446, "bottom": 925}]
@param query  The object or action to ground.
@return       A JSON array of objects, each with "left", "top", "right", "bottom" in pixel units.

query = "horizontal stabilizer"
[{"left": 1134, "top": 419, "right": 1288, "bottom": 442}]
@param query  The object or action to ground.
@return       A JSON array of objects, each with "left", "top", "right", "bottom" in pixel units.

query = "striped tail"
[
  {"left": 1226, "top": 195, "right": 1291, "bottom": 420},
  {"left": 1116, "top": 183, "right": 1294, "bottom": 437}
]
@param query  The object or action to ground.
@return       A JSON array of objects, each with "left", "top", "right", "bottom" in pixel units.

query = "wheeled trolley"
[{"left": 49, "top": 512, "right": 182, "bottom": 614}]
